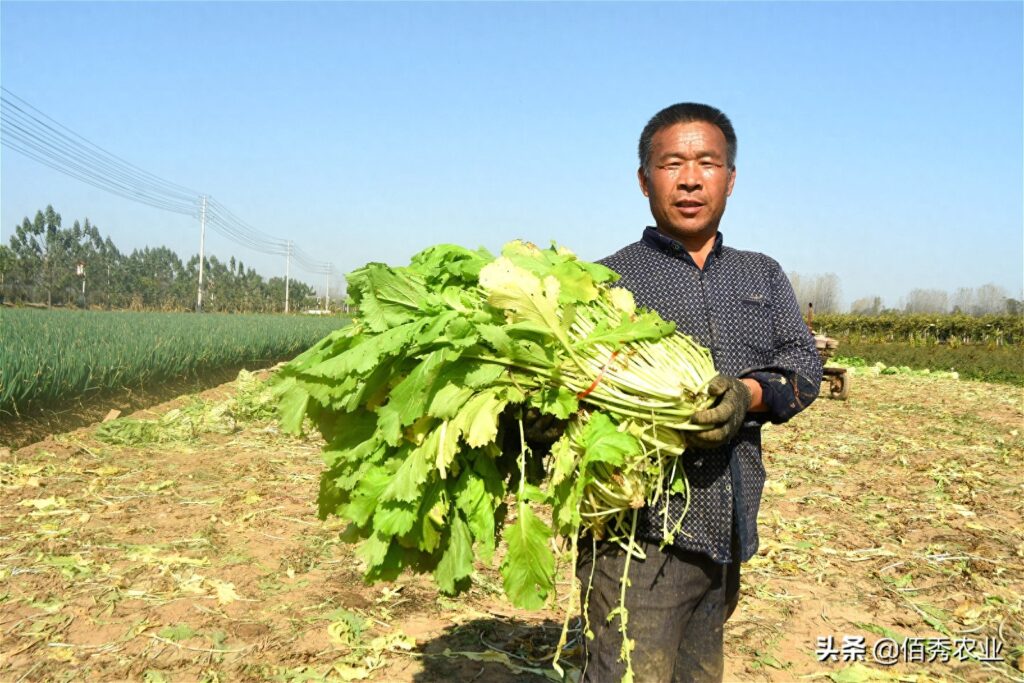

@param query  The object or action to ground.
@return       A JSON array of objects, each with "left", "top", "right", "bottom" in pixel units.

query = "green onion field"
[{"left": 0, "top": 308, "right": 347, "bottom": 418}]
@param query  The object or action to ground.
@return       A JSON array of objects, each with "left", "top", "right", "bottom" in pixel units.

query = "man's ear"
[
  {"left": 637, "top": 166, "right": 649, "bottom": 197},
  {"left": 726, "top": 166, "right": 737, "bottom": 197}
]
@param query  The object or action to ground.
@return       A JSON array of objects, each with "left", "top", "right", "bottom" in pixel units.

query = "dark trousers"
[{"left": 576, "top": 537, "right": 740, "bottom": 683}]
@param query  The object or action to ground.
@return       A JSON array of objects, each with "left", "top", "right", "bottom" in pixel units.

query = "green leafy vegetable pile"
[{"left": 274, "top": 241, "right": 718, "bottom": 615}]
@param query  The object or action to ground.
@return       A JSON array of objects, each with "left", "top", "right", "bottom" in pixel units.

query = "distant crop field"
[
  {"left": 813, "top": 313, "right": 1023, "bottom": 345},
  {"left": 809, "top": 314, "right": 1024, "bottom": 385},
  {"left": 834, "top": 342, "right": 1024, "bottom": 385},
  {"left": 0, "top": 308, "right": 347, "bottom": 418}
]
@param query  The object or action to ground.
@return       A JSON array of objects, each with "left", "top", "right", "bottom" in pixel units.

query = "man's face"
[{"left": 638, "top": 121, "right": 736, "bottom": 245}]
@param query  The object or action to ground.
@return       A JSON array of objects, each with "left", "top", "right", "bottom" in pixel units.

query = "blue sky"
[{"left": 2, "top": 1, "right": 1021, "bottom": 307}]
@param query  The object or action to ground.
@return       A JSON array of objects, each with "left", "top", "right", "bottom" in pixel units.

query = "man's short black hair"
[{"left": 638, "top": 103, "right": 737, "bottom": 176}]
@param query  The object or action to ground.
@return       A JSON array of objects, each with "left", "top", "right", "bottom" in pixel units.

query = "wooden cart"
[
  {"left": 806, "top": 303, "right": 849, "bottom": 400},
  {"left": 814, "top": 334, "right": 849, "bottom": 400}
]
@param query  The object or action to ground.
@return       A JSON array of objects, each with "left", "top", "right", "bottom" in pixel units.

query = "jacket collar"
[{"left": 641, "top": 226, "right": 724, "bottom": 265}]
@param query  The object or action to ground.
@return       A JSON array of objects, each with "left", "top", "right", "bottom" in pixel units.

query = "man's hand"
[
  {"left": 523, "top": 407, "right": 568, "bottom": 447},
  {"left": 685, "top": 375, "right": 752, "bottom": 449}
]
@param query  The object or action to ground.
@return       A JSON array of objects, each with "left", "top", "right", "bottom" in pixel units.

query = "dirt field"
[{"left": 2, "top": 368, "right": 1022, "bottom": 682}]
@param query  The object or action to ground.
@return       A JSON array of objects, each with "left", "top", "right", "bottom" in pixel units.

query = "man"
[{"left": 577, "top": 103, "right": 823, "bottom": 682}]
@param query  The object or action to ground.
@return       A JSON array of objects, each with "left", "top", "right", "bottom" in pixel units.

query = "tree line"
[
  {"left": 787, "top": 272, "right": 1020, "bottom": 316},
  {"left": 0, "top": 206, "right": 321, "bottom": 313}
]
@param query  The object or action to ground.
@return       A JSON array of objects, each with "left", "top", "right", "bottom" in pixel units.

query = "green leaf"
[
  {"left": 344, "top": 465, "right": 394, "bottom": 526},
  {"left": 500, "top": 505, "right": 554, "bottom": 609},
  {"left": 454, "top": 390, "right": 507, "bottom": 448},
  {"left": 319, "top": 410, "right": 378, "bottom": 468},
  {"left": 548, "top": 436, "right": 577, "bottom": 487},
  {"left": 444, "top": 316, "right": 479, "bottom": 348},
  {"left": 417, "top": 480, "right": 446, "bottom": 553},
  {"left": 408, "top": 243, "right": 491, "bottom": 287},
  {"left": 381, "top": 433, "right": 437, "bottom": 502},
  {"left": 276, "top": 237, "right": 719, "bottom": 611},
  {"left": 504, "top": 320, "right": 556, "bottom": 340},
  {"left": 573, "top": 311, "right": 675, "bottom": 350},
  {"left": 386, "top": 350, "right": 451, "bottom": 427},
  {"left": 520, "top": 483, "right": 547, "bottom": 504},
  {"left": 435, "top": 514, "right": 474, "bottom": 594},
  {"left": 299, "top": 376, "right": 347, "bottom": 410},
  {"left": 550, "top": 475, "right": 582, "bottom": 534},
  {"left": 434, "top": 419, "right": 462, "bottom": 475},
  {"left": 549, "top": 260, "right": 600, "bottom": 304},
  {"left": 529, "top": 385, "right": 578, "bottom": 420},
  {"left": 916, "top": 602, "right": 951, "bottom": 635},
  {"left": 606, "top": 287, "right": 636, "bottom": 315},
  {"left": 498, "top": 384, "right": 526, "bottom": 405},
  {"left": 305, "top": 318, "right": 428, "bottom": 382},
  {"left": 318, "top": 468, "right": 350, "bottom": 519},
  {"left": 326, "top": 609, "right": 368, "bottom": 646},
  {"left": 357, "top": 532, "right": 391, "bottom": 569},
  {"left": 376, "top": 402, "right": 405, "bottom": 447},
  {"left": 427, "top": 358, "right": 505, "bottom": 419},
  {"left": 351, "top": 264, "right": 433, "bottom": 332},
  {"left": 374, "top": 501, "right": 418, "bottom": 536},
  {"left": 276, "top": 325, "right": 355, "bottom": 376},
  {"left": 478, "top": 257, "right": 571, "bottom": 350},
  {"left": 364, "top": 541, "right": 418, "bottom": 582},
  {"left": 454, "top": 472, "right": 496, "bottom": 562},
  {"left": 428, "top": 383, "right": 475, "bottom": 419},
  {"left": 575, "top": 257, "right": 620, "bottom": 285},
  {"left": 463, "top": 361, "right": 507, "bottom": 387},
  {"left": 470, "top": 450, "right": 507, "bottom": 503},
  {"left": 276, "top": 381, "right": 309, "bottom": 435},
  {"left": 579, "top": 412, "right": 638, "bottom": 466},
  {"left": 408, "top": 310, "right": 460, "bottom": 352},
  {"left": 506, "top": 338, "right": 554, "bottom": 368},
  {"left": 331, "top": 451, "right": 384, "bottom": 493},
  {"left": 339, "top": 358, "right": 400, "bottom": 413},
  {"left": 477, "top": 323, "right": 514, "bottom": 356},
  {"left": 157, "top": 624, "right": 198, "bottom": 642}
]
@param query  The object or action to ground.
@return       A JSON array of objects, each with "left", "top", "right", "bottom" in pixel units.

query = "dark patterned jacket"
[{"left": 599, "top": 227, "right": 823, "bottom": 563}]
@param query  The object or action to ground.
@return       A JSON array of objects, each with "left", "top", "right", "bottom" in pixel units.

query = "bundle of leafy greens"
[{"left": 274, "top": 241, "right": 718, "bottom": 618}]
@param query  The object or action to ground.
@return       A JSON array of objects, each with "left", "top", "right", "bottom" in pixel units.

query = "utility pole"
[
  {"left": 76, "top": 261, "right": 86, "bottom": 307},
  {"left": 197, "top": 195, "right": 207, "bottom": 312},
  {"left": 284, "top": 240, "right": 291, "bottom": 314},
  {"left": 324, "top": 268, "right": 330, "bottom": 312}
]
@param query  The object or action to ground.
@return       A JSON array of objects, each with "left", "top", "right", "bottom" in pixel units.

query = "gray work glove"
[
  {"left": 523, "top": 407, "right": 568, "bottom": 447},
  {"left": 685, "top": 375, "right": 752, "bottom": 450}
]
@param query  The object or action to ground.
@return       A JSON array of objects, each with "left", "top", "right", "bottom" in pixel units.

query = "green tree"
[
  {"left": 126, "top": 246, "right": 186, "bottom": 310},
  {"left": 6, "top": 205, "right": 321, "bottom": 313},
  {"left": 63, "top": 218, "right": 107, "bottom": 307},
  {"left": 0, "top": 244, "right": 14, "bottom": 302},
  {"left": 8, "top": 206, "right": 61, "bottom": 304}
]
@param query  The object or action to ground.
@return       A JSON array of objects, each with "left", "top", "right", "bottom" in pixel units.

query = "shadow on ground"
[{"left": 413, "top": 616, "right": 582, "bottom": 682}]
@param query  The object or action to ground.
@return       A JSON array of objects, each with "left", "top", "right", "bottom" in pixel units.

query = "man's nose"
[{"left": 677, "top": 162, "right": 702, "bottom": 191}]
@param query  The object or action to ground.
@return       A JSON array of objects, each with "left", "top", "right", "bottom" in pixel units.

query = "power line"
[
  {"left": 1, "top": 89, "right": 201, "bottom": 207},
  {"left": 0, "top": 88, "right": 339, "bottom": 287},
  {"left": 1, "top": 88, "right": 199, "bottom": 196},
  {"left": 204, "top": 198, "right": 289, "bottom": 255},
  {"left": 292, "top": 244, "right": 333, "bottom": 274},
  {"left": 1, "top": 114, "right": 201, "bottom": 215}
]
